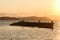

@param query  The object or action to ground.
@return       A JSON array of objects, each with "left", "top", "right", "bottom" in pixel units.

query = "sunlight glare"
[{"left": 55, "top": 0, "right": 60, "bottom": 12}]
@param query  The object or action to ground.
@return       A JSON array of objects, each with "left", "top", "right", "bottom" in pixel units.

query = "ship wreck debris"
[{"left": 10, "top": 20, "right": 54, "bottom": 29}]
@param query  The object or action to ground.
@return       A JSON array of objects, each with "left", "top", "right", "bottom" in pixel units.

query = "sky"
[{"left": 0, "top": 0, "right": 59, "bottom": 17}]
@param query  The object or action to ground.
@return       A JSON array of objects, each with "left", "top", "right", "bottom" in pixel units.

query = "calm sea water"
[
  {"left": 0, "top": 20, "right": 52, "bottom": 40},
  {"left": 0, "top": 20, "right": 19, "bottom": 26}
]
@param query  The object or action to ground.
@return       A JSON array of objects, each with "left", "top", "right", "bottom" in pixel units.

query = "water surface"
[{"left": 0, "top": 20, "right": 52, "bottom": 40}]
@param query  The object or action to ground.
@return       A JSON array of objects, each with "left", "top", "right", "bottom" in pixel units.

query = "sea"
[{"left": 0, "top": 20, "right": 52, "bottom": 40}]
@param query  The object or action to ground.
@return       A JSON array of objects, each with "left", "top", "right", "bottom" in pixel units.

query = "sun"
[{"left": 55, "top": 0, "right": 60, "bottom": 12}]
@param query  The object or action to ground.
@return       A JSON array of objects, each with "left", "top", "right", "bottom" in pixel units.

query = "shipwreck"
[{"left": 10, "top": 20, "right": 54, "bottom": 29}]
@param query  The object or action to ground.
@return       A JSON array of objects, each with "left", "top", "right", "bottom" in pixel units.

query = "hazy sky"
[{"left": 0, "top": 0, "right": 59, "bottom": 17}]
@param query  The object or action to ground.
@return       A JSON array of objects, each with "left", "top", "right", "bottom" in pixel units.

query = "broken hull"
[{"left": 10, "top": 22, "right": 54, "bottom": 29}]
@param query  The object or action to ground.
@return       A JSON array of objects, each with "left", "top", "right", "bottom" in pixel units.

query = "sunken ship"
[
  {"left": 10, "top": 17, "right": 54, "bottom": 29},
  {"left": 10, "top": 20, "right": 54, "bottom": 29}
]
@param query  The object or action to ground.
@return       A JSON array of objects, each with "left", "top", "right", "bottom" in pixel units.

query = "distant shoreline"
[
  {"left": 0, "top": 17, "right": 20, "bottom": 20},
  {"left": 0, "top": 16, "right": 52, "bottom": 21}
]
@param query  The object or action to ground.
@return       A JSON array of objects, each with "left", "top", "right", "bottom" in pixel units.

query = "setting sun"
[{"left": 55, "top": 0, "right": 60, "bottom": 12}]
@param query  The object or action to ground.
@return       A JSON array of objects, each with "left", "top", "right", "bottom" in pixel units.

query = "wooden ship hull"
[{"left": 10, "top": 21, "right": 54, "bottom": 29}]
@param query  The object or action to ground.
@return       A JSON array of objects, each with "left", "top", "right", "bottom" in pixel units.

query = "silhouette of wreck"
[{"left": 10, "top": 20, "right": 54, "bottom": 29}]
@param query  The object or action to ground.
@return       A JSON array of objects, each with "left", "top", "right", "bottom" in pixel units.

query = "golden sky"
[{"left": 0, "top": 0, "right": 59, "bottom": 17}]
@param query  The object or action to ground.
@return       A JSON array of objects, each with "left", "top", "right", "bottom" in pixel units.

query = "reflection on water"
[
  {"left": 0, "top": 20, "right": 52, "bottom": 40},
  {"left": 53, "top": 21, "right": 60, "bottom": 40}
]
